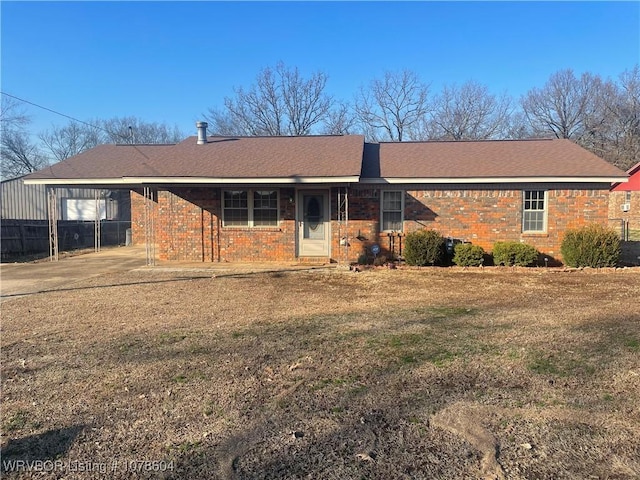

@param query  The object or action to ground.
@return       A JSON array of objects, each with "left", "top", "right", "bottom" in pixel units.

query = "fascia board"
[
  {"left": 359, "top": 176, "right": 629, "bottom": 184},
  {"left": 23, "top": 178, "right": 129, "bottom": 185},
  {"left": 24, "top": 176, "right": 361, "bottom": 185}
]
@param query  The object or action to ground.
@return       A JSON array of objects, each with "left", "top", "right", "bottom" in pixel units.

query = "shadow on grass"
[
  {"left": 149, "top": 310, "right": 640, "bottom": 478},
  {"left": 168, "top": 367, "right": 487, "bottom": 480},
  {"left": 1, "top": 425, "right": 85, "bottom": 472},
  {"left": 115, "top": 308, "right": 501, "bottom": 478},
  {"left": 101, "top": 306, "right": 482, "bottom": 369},
  {"left": 0, "top": 266, "right": 334, "bottom": 299}
]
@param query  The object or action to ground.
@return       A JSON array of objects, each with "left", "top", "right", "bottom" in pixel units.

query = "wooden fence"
[{"left": 1, "top": 220, "right": 131, "bottom": 259}]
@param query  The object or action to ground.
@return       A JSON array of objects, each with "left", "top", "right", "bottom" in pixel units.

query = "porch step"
[{"left": 297, "top": 257, "right": 332, "bottom": 265}]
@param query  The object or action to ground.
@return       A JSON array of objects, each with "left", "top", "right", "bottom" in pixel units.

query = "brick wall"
[
  {"left": 346, "top": 185, "right": 610, "bottom": 263},
  {"left": 399, "top": 186, "right": 609, "bottom": 262},
  {"left": 609, "top": 191, "right": 640, "bottom": 236},
  {"left": 133, "top": 187, "right": 299, "bottom": 262},
  {"left": 130, "top": 189, "right": 157, "bottom": 248},
  {"left": 131, "top": 184, "right": 611, "bottom": 264}
]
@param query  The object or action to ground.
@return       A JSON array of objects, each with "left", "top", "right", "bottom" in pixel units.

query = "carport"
[{"left": 27, "top": 182, "right": 156, "bottom": 266}]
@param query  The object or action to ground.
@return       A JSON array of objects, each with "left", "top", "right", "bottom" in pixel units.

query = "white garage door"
[{"left": 64, "top": 199, "right": 107, "bottom": 221}]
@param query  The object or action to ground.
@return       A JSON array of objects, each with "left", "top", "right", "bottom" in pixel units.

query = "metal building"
[
  {"left": 1, "top": 176, "right": 131, "bottom": 258},
  {"left": 1, "top": 176, "right": 130, "bottom": 221}
]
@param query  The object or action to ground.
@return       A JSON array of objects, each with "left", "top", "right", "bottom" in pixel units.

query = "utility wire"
[
  {"left": 0, "top": 91, "right": 152, "bottom": 160},
  {"left": 1, "top": 91, "right": 105, "bottom": 132},
  {"left": 1, "top": 91, "right": 138, "bottom": 145}
]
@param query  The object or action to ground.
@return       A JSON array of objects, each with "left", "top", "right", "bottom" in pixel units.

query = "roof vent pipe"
[{"left": 196, "top": 121, "right": 208, "bottom": 145}]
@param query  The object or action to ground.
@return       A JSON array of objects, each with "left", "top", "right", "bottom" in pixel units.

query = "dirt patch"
[
  {"left": 1, "top": 267, "right": 639, "bottom": 478},
  {"left": 431, "top": 401, "right": 505, "bottom": 480}
]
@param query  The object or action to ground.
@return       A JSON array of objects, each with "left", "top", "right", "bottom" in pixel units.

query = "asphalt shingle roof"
[
  {"left": 24, "top": 135, "right": 627, "bottom": 184},
  {"left": 366, "top": 138, "right": 627, "bottom": 180},
  {"left": 26, "top": 135, "right": 366, "bottom": 181}
]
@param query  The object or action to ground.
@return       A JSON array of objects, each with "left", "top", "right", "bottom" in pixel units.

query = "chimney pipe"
[{"left": 196, "top": 121, "right": 208, "bottom": 145}]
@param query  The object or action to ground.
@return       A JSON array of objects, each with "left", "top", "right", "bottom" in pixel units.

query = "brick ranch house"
[
  {"left": 609, "top": 161, "right": 640, "bottom": 239},
  {"left": 24, "top": 124, "right": 627, "bottom": 264}
]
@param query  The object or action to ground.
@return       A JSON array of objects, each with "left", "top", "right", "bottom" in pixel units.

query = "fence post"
[
  {"left": 625, "top": 220, "right": 630, "bottom": 241},
  {"left": 19, "top": 222, "right": 27, "bottom": 256}
]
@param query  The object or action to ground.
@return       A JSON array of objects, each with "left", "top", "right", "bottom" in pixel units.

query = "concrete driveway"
[
  {"left": 0, "top": 246, "right": 337, "bottom": 299},
  {"left": 0, "top": 246, "right": 147, "bottom": 299}
]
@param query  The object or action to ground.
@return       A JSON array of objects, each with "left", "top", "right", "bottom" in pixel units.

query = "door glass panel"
[{"left": 303, "top": 195, "right": 324, "bottom": 240}]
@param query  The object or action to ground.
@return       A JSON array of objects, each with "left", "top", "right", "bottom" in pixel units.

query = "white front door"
[{"left": 298, "top": 191, "right": 330, "bottom": 257}]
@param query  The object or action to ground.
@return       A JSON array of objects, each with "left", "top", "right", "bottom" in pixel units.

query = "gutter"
[
  {"left": 359, "top": 176, "right": 629, "bottom": 184},
  {"left": 23, "top": 175, "right": 628, "bottom": 186},
  {"left": 23, "top": 176, "right": 361, "bottom": 186}
]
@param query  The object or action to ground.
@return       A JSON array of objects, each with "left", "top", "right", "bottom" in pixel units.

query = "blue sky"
[{"left": 1, "top": 1, "right": 639, "bottom": 138}]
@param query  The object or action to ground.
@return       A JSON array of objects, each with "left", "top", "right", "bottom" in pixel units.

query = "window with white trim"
[
  {"left": 223, "top": 189, "right": 279, "bottom": 227},
  {"left": 381, "top": 190, "right": 404, "bottom": 231},
  {"left": 522, "top": 190, "right": 546, "bottom": 233},
  {"left": 253, "top": 190, "right": 278, "bottom": 226}
]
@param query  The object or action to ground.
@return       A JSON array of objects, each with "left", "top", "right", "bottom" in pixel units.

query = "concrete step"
[{"left": 297, "top": 257, "right": 332, "bottom": 265}]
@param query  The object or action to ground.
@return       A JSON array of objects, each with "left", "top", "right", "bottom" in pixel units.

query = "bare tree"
[
  {"left": 202, "top": 109, "right": 241, "bottom": 136},
  {"left": 521, "top": 69, "right": 606, "bottom": 141},
  {"left": 424, "top": 81, "right": 514, "bottom": 140},
  {"left": 522, "top": 67, "right": 640, "bottom": 169},
  {"left": 354, "top": 70, "right": 430, "bottom": 142},
  {"left": 101, "top": 116, "right": 184, "bottom": 144},
  {"left": 39, "top": 117, "right": 185, "bottom": 163},
  {"left": 598, "top": 66, "right": 640, "bottom": 170},
  {"left": 0, "top": 95, "right": 30, "bottom": 129},
  {"left": 40, "top": 120, "right": 103, "bottom": 162},
  {"left": 503, "top": 111, "right": 534, "bottom": 140},
  {"left": 205, "top": 63, "right": 333, "bottom": 136},
  {"left": 322, "top": 102, "right": 358, "bottom": 135},
  {"left": 281, "top": 65, "right": 333, "bottom": 135},
  {"left": 1, "top": 95, "right": 48, "bottom": 178},
  {"left": 1, "top": 130, "right": 48, "bottom": 178},
  {"left": 615, "top": 66, "right": 640, "bottom": 169}
]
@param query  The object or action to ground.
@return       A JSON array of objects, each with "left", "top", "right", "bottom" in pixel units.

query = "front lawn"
[{"left": 2, "top": 267, "right": 639, "bottom": 479}]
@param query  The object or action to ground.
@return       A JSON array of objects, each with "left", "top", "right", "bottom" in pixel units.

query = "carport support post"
[
  {"left": 345, "top": 187, "right": 349, "bottom": 263},
  {"left": 94, "top": 189, "right": 102, "bottom": 253},
  {"left": 337, "top": 187, "right": 350, "bottom": 264},
  {"left": 47, "top": 187, "right": 59, "bottom": 261},
  {"left": 144, "top": 187, "right": 156, "bottom": 266}
]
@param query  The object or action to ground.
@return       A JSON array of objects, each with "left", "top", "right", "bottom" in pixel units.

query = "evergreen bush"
[
  {"left": 356, "top": 253, "right": 369, "bottom": 265},
  {"left": 492, "top": 241, "right": 538, "bottom": 267},
  {"left": 403, "top": 230, "right": 446, "bottom": 266},
  {"left": 452, "top": 243, "right": 485, "bottom": 267},
  {"left": 560, "top": 224, "right": 620, "bottom": 268}
]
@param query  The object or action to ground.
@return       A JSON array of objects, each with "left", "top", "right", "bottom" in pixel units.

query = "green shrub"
[
  {"left": 356, "top": 253, "right": 370, "bottom": 265},
  {"left": 452, "top": 243, "right": 485, "bottom": 267},
  {"left": 492, "top": 241, "right": 538, "bottom": 267},
  {"left": 560, "top": 224, "right": 620, "bottom": 268},
  {"left": 403, "top": 230, "right": 446, "bottom": 266}
]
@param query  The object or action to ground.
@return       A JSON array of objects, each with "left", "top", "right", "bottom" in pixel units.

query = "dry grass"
[{"left": 1, "top": 267, "right": 640, "bottom": 479}]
